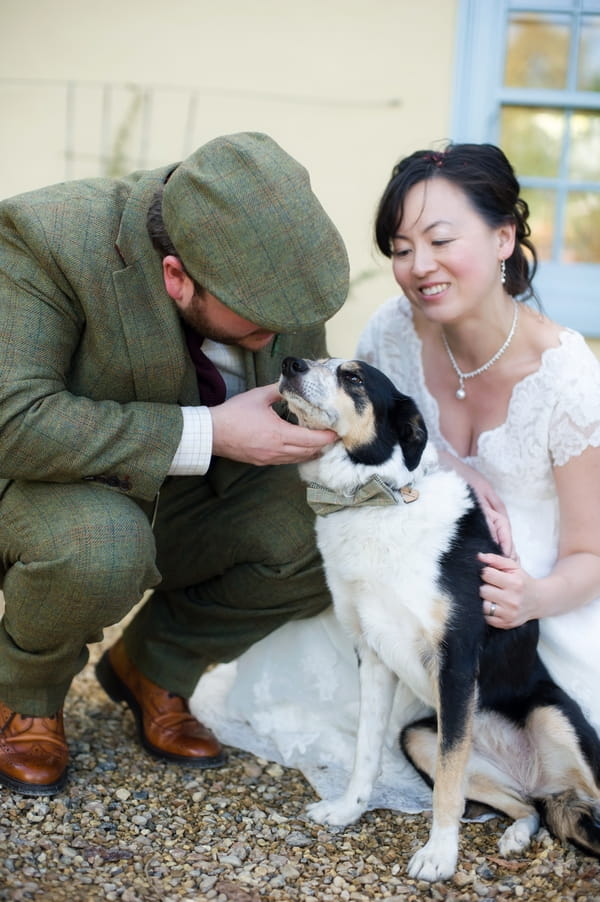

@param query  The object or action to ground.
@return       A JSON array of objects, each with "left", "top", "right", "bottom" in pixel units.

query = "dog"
[{"left": 279, "top": 355, "right": 600, "bottom": 882}]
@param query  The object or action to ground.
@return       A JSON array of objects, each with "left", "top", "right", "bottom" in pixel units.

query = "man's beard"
[
  {"left": 178, "top": 294, "right": 241, "bottom": 345},
  {"left": 179, "top": 305, "right": 237, "bottom": 345},
  {"left": 177, "top": 289, "right": 275, "bottom": 352}
]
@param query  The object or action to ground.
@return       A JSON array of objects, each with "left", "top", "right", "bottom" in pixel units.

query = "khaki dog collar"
[{"left": 306, "top": 475, "right": 419, "bottom": 516}]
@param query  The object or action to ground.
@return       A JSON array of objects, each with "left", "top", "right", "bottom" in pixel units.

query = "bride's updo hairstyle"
[{"left": 374, "top": 143, "right": 539, "bottom": 302}]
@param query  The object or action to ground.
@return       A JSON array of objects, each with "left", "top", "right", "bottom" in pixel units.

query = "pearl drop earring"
[{"left": 500, "top": 259, "right": 507, "bottom": 285}]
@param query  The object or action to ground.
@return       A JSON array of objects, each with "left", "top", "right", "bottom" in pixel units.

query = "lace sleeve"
[
  {"left": 355, "top": 299, "right": 394, "bottom": 365},
  {"left": 548, "top": 333, "right": 600, "bottom": 467},
  {"left": 356, "top": 296, "right": 417, "bottom": 387}
]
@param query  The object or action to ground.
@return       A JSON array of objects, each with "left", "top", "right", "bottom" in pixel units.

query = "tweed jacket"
[{"left": 0, "top": 167, "right": 329, "bottom": 503}]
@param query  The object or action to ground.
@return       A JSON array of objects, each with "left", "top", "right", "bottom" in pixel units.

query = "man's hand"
[{"left": 210, "top": 383, "right": 336, "bottom": 466}]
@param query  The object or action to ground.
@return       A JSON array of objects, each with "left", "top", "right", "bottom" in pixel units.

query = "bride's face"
[{"left": 389, "top": 177, "right": 514, "bottom": 323}]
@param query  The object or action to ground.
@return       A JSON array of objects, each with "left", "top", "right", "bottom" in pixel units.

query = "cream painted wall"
[{"left": 0, "top": 0, "right": 459, "bottom": 354}]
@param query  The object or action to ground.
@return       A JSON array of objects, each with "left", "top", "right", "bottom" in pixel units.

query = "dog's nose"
[{"left": 281, "top": 357, "right": 308, "bottom": 377}]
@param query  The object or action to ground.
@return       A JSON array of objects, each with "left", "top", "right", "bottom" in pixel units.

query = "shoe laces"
[{"left": 1, "top": 710, "right": 61, "bottom": 736}]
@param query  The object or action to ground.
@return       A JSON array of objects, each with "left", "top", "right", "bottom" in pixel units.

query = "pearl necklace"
[{"left": 441, "top": 301, "right": 519, "bottom": 400}]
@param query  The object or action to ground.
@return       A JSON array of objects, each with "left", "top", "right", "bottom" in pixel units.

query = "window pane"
[
  {"left": 564, "top": 191, "right": 600, "bottom": 262},
  {"left": 578, "top": 14, "right": 600, "bottom": 91},
  {"left": 569, "top": 112, "right": 600, "bottom": 181},
  {"left": 522, "top": 188, "right": 556, "bottom": 261},
  {"left": 500, "top": 107, "right": 565, "bottom": 178},
  {"left": 504, "top": 13, "right": 571, "bottom": 89}
]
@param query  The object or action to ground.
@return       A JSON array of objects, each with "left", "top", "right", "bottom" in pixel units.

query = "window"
[{"left": 452, "top": 0, "right": 600, "bottom": 336}]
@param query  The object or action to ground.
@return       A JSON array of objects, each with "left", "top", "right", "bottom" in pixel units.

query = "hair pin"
[{"left": 425, "top": 151, "right": 445, "bottom": 168}]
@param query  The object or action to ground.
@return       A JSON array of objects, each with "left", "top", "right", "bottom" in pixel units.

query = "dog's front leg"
[
  {"left": 407, "top": 672, "right": 477, "bottom": 881},
  {"left": 407, "top": 743, "right": 469, "bottom": 881},
  {"left": 307, "top": 642, "right": 396, "bottom": 826}
]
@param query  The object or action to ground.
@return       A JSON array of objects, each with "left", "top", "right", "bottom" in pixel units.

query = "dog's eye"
[{"left": 343, "top": 372, "right": 363, "bottom": 386}]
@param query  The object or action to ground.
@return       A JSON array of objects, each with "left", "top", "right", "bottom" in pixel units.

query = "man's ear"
[{"left": 162, "top": 255, "right": 190, "bottom": 301}]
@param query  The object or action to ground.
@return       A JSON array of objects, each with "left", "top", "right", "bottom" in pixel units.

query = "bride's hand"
[
  {"left": 480, "top": 503, "right": 518, "bottom": 562},
  {"left": 478, "top": 552, "right": 536, "bottom": 629}
]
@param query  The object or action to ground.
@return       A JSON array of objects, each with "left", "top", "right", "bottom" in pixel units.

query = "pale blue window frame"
[{"left": 451, "top": 0, "right": 600, "bottom": 336}]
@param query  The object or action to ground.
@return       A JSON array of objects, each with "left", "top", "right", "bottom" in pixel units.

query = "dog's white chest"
[
  {"left": 361, "top": 603, "right": 440, "bottom": 705},
  {"left": 316, "top": 506, "right": 447, "bottom": 707},
  {"left": 305, "top": 438, "right": 473, "bottom": 709}
]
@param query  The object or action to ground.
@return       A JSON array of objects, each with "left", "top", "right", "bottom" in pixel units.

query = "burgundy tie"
[{"left": 183, "top": 324, "right": 227, "bottom": 406}]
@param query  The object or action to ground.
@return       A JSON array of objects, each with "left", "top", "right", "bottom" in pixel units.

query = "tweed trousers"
[{"left": 0, "top": 459, "right": 330, "bottom": 715}]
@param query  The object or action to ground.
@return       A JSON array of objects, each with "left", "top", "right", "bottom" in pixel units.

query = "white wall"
[{"left": 0, "top": 0, "right": 458, "bottom": 353}]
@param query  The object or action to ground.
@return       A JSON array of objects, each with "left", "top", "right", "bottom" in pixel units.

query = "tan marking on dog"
[
  {"left": 466, "top": 774, "right": 536, "bottom": 820},
  {"left": 405, "top": 689, "right": 478, "bottom": 830},
  {"left": 417, "top": 596, "right": 450, "bottom": 680},
  {"left": 528, "top": 706, "right": 599, "bottom": 797},
  {"left": 404, "top": 722, "right": 436, "bottom": 770},
  {"left": 431, "top": 595, "right": 451, "bottom": 640},
  {"left": 434, "top": 732, "right": 474, "bottom": 828},
  {"left": 333, "top": 369, "right": 377, "bottom": 452},
  {"left": 404, "top": 720, "right": 536, "bottom": 821}
]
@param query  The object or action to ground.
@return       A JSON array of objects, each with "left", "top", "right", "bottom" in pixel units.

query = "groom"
[{"left": 0, "top": 131, "right": 349, "bottom": 795}]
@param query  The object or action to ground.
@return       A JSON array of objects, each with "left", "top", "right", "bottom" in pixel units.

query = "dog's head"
[{"left": 280, "top": 356, "right": 427, "bottom": 470}]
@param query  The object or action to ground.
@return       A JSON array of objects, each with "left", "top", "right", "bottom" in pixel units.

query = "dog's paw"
[
  {"left": 407, "top": 841, "right": 457, "bottom": 882},
  {"left": 498, "top": 813, "right": 539, "bottom": 857},
  {"left": 306, "top": 797, "right": 365, "bottom": 827}
]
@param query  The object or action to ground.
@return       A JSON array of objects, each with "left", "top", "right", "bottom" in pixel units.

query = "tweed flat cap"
[{"left": 162, "top": 132, "right": 349, "bottom": 332}]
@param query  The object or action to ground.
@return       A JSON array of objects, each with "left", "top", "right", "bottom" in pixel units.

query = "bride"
[{"left": 190, "top": 142, "right": 600, "bottom": 812}]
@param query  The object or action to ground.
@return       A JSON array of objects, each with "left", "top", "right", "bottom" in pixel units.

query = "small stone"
[
  {"left": 281, "top": 863, "right": 301, "bottom": 879},
  {"left": 284, "top": 830, "right": 313, "bottom": 847},
  {"left": 452, "top": 869, "right": 472, "bottom": 887},
  {"left": 357, "top": 872, "right": 379, "bottom": 885}
]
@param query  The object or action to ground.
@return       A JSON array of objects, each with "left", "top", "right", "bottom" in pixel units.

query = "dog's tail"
[{"left": 536, "top": 791, "right": 600, "bottom": 858}]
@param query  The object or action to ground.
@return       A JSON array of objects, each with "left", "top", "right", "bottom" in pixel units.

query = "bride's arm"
[
  {"left": 479, "top": 444, "right": 600, "bottom": 628},
  {"left": 438, "top": 449, "right": 515, "bottom": 558}
]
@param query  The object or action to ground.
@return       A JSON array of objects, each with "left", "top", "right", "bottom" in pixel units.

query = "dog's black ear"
[{"left": 391, "top": 396, "right": 428, "bottom": 471}]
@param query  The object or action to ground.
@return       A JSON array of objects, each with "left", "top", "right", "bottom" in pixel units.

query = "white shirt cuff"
[{"left": 168, "top": 407, "right": 213, "bottom": 475}]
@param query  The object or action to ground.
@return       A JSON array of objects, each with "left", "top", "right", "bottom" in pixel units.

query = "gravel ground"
[{"left": 1, "top": 620, "right": 600, "bottom": 902}]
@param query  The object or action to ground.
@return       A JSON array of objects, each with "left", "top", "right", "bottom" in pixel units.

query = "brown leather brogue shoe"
[
  {"left": 95, "top": 639, "right": 225, "bottom": 767},
  {"left": 0, "top": 703, "right": 68, "bottom": 796}
]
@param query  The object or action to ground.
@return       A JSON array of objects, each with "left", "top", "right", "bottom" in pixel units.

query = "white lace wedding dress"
[{"left": 190, "top": 295, "right": 600, "bottom": 812}]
